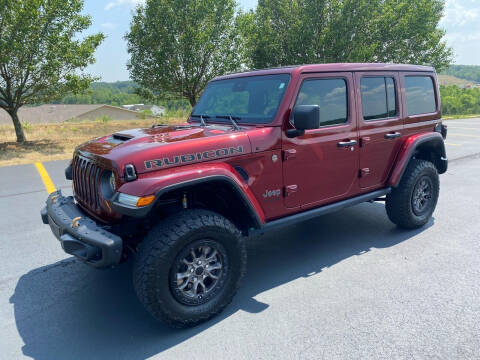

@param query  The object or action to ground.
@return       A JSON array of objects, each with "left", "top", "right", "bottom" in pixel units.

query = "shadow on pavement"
[{"left": 10, "top": 202, "right": 433, "bottom": 360}]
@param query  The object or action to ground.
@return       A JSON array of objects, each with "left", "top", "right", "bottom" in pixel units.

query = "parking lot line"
[
  {"left": 34, "top": 162, "right": 57, "bottom": 194},
  {"left": 446, "top": 142, "right": 461, "bottom": 146}
]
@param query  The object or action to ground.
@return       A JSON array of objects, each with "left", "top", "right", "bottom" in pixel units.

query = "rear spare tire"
[{"left": 133, "top": 209, "right": 246, "bottom": 327}]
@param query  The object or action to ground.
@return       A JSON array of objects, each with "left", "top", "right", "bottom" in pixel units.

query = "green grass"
[
  {"left": 443, "top": 114, "right": 480, "bottom": 120},
  {"left": 0, "top": 117, "right": 183, "bottom": 167}
]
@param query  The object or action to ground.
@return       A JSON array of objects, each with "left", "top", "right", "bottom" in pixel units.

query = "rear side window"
[
  {"left": 295, "top": 78, "right": 348, "bottom": 126},
  {"left": 405, "top": 76, "right": 436, "bottom": 116},
  {"left": 360, "top": 77, "right": 397, "bottom": 121}
]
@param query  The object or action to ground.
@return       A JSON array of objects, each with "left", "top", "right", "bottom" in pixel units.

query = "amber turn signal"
[{"left": 136, "top": 195, "right": 155, "bottom": 207}]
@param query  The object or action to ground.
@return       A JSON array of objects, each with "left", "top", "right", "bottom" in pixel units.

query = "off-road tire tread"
[
  {"left": 133, "top": 209, "right": 246, "bottom": 328},
  {"left": 386, "top": 159, "right": 439, "bottom": 229}
]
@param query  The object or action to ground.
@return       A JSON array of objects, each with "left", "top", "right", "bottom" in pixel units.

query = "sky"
[{"left": 83, "top": 0, "right": 480, "bottom": 82}]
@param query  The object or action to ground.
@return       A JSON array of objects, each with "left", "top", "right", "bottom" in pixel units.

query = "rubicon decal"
[{"left": 145, "top": 146, "right": 244, "bottom": 169}]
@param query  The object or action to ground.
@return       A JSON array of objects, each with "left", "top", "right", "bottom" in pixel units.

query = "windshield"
[{"left": 191, "top": 74, "right": 291, "bottom": 124}]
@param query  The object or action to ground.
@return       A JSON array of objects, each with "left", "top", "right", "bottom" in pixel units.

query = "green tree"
[
  {"left": 440, "top": 85, "right": 480, "bottom": 115},
  {"left": 126, "top": 0, "right": 242, "bottom": 107},
  {"left": 241, "top": 0, "right": 453, "bottom": 71},
  {"left": 0, "top": 0, "right": 104, "bottom": 142}
]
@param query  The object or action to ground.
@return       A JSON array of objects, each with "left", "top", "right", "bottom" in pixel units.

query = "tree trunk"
[
  {"left": 8, "top": 109, "right": 26, "bottom": 143},
  {"left": 187, "top": 94, "right": 197, "bottom": 107}
]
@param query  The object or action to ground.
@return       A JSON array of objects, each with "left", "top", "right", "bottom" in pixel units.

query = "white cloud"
[
  {"left": 441, "top": 0, "right": 480, "bottom": 27},
  {"left": 105, "top": 0, "right": 145, "bottom": 11},
  {"left": 101, "top": 22, "right": 116, "bottom": 29},
  {"left": 445, "top": 32, "right": 480, "bottom": 44},
  {"left": 439, "top": 0, "right": 480, "bottom": 64}
]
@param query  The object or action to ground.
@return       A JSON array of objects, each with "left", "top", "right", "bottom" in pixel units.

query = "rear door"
[
  {"left": 355, "top": 72, "right": 404, "bottom": 189},
  {"left": 282, "top": 72, "right": 359, "bottom": 208}
]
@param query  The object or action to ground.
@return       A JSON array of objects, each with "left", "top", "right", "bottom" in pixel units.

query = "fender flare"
[
  {"left": 388, "top": 132, "right": 448, "bottom": 188},
  {"left": 112, "top": 163, "right": 265, "bottom": 228}
]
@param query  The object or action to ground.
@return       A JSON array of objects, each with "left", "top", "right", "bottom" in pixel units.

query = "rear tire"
[
  {"left": 386, "top": 159, "right": 439, "bottom": 229},
  {"left": 133, "top": 209, "right": 246, "bottom": 328}
]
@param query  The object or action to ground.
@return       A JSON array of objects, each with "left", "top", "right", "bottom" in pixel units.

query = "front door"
[
  {"left": 354, "top": 72, "right": 404, "bottom": 189},
  {"left": 282, "top": 72, "right": 359, "bottom": 209}
]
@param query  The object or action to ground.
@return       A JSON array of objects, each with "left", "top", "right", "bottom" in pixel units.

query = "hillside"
[
  {"left": 439, "top": 65, "right": 480, "bottom": 116},
  {"left": 90, "top": 81, "right": 138, "bottom": 93},
  {"left": 55, "top": 81, "right": 189, "bottom": 112},
  {"left": 437, "top": 74, "right": 474, "bottom": 86},
  {"left": 440, "top": 65, "right": 480, "bottom": 83},
  {"left": 57, "top": 81, "right": 142, "bottom": 106}
]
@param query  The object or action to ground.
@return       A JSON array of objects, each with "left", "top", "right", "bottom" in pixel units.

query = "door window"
[
  {"left": 295, "top": 78, "right": 348, "bottom": 127},
  {"left": 360, "top": 77, "right": 397, "bottom": 121},
  {"left": 405, "top": 76, "right": 436, "bottom": 115}
]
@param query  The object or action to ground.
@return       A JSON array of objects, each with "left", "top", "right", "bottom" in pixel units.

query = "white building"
[{"left": 122, "top": 104, "right": 165, "bottom": 116}]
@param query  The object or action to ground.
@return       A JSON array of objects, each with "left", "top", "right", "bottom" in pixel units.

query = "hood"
[{"left": 76, "top": 123, "right": 254, "bottom": 176}]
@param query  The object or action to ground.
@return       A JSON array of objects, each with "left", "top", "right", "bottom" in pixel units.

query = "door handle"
[
  {"left": 283, "top": 149, "right": 297, "bottom": 161},
  {"left": 285, "top": 184, "right": 298, "bottom": 197},
  {"left": 384, "top": 132, "right": 401, "bottom": 139},
  {"left": 337, "top": 139, "right": 357, "bottom": 148}
]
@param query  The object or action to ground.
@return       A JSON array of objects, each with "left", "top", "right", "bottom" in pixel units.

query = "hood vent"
[
  {"left": 173, "top": 125, "right": 195, "bottom": 130},
  {"left": 112, "top": 133, "right": 133, "bottom": 142}
]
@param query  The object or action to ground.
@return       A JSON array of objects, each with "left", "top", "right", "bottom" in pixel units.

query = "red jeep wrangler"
[{"left": 41, "top": 63, "right": 447, "bottom": 327}]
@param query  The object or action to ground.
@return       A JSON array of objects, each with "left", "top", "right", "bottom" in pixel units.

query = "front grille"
[{"left": 72, "top": 155, "right": 103, "bottom": 212}]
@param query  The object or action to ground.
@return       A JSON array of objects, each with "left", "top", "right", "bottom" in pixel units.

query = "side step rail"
[{"left": 253, "top": 188, "right": 391, "bottom": 235}]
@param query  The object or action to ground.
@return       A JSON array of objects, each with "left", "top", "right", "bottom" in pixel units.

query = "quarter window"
[
  {"left": 405, "top": 76, "right": 436, "bottom": 116},
  {"left": 360, "top": 77, "right": 397, "bottom": 121},
  {"left": 295, "top": 78, "right": 348, "bottom": 126}
]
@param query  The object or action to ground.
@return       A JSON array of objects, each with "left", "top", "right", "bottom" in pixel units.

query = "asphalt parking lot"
[{"left": 0, "top": 118, "right": 479, "bottom": 359}]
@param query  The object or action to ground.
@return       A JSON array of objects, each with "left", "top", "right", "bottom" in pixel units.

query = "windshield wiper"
[
  {"left": 216, "top": 115, "right": 240, "bottom": 131},
  {"left": 190, "top": 114, "right": 210, "bottom": 127}
]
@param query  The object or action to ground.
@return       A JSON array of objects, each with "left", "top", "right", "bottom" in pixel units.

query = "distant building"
[
  {"left": 465, "top": 83, "right": 480, "bottom": 89},
  {"left": 0, "top": 104, "right": 144, "bottom": 125},
  {"left": 122, "top": 104, "right": 165, "bottom": 116}
]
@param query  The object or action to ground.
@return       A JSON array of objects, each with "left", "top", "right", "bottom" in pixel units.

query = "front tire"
[
  {"left": 133, "top": 209, "right": 246, "bottom": 328},
  {"left": 386, "top": 159, "right": 439, "bottom": 229}
]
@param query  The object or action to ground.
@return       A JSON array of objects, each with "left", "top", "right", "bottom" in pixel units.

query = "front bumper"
[{"left": 41, "top": 190, "right": 122, "bottom": 268}]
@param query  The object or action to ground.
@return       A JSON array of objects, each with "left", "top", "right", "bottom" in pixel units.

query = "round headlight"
[{"left": 100, "top": 170, "right": 116, "bottom": 199}]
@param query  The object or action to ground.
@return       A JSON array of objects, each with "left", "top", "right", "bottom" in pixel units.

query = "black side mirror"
[{"left": 287, "top": 105, "right": 320, "bottom": 138}]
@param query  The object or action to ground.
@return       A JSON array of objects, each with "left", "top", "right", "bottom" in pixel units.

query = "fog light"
[{"left": 117, "top": 193, "right": 155, "bottom": 207}]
